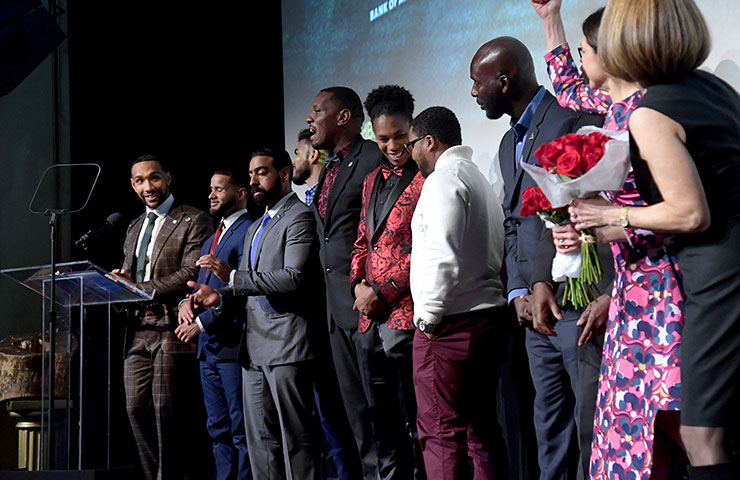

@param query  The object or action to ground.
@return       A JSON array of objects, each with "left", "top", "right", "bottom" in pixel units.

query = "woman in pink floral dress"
[{"left": 533, "top": 1, "right": 684, "bottom": 479}]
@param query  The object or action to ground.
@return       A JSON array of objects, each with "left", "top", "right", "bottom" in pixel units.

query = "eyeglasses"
[
  {"left": 577, "top": 47, "right": 584, "bottom": 60},
  {"left": 403, "top": 135, "right": 427, "bottom": 154}
]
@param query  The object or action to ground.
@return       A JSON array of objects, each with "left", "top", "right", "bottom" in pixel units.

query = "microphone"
[{"left": 75, "top": 212, "right": 125, "bottom": 248}]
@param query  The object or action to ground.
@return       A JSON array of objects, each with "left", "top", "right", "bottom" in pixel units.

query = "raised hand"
[
  {"left": 196, "top": 254, "right": 233, "bottom": 282},
  {"left": 187, "top": 281, "right": 221, "bottom": 309},
  {"left": 531, "top": 0, "right": 562, "bottom": 20}
]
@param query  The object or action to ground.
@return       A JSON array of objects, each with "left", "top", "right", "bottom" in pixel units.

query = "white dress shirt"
[
  {"left": 135, "top": 194, "right": 175, "bottom": 281},
  {"left": 218, "top": 208, "right": 249, "bottom": 244},
  {"left": 410, "top": 145, "right": 507, "bottom": 326}
]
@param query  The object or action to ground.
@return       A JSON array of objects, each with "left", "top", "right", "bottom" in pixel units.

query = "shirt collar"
[
  {"left": 328, "top": 136, "right": 358, "bottom": 164},
  {"left": 510, "top": 86, "right": 546, "bottom": 142},
  {"left": 435, "top": 145, "right": 474, "bottom": 171},
  {"left": 220, "top": 208, "right": 248, "bottom": 231},
  {"left": 265, "top": 192, "right": 293, "bottom": 219},
  {"left": 146, "top": 194, "right": 174, "bottom": 218}
]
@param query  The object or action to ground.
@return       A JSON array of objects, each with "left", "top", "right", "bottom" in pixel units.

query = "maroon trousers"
[{"left": 412, "top": 309, "right": 509, "bottom": 480}]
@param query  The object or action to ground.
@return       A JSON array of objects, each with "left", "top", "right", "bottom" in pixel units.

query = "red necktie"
[
  {"left": 381, "top": 164, "right": 404, "bottom": 180},
  {"left": 205, "top": 220, "right": 224, "bottom": 277}
]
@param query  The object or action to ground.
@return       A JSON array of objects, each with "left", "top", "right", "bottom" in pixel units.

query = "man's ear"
[
  {"left": 280, "top": 166, "right": 291, "bottom": 183},
  {"left": 425, "top": 135, "right": 438, "bottom": 153},
  {"left": 336, "top": 108, "right": 351, "bottom": 127},
  {"left": 309, "top": 148, "right": 320, "bottom": 165},
  {"left": 236, "top": 186, "right": 248, "bottom": 201},
  {"left": 499, "top": 74, "right": 509, "bottom": 94}
]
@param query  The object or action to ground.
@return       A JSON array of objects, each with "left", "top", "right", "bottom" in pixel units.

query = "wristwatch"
[
  {"left": 620, "top": 206, "right": 630, "bottom": 227},
  {"left": 418, "top": 320, "right": 439, "bottom": 334}
]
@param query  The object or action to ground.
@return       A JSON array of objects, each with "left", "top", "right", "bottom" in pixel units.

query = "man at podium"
[{"left": 111, "top": 154, "right": 213, "bottom": 480}]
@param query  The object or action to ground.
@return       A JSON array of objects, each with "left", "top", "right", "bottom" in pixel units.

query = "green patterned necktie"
[{"left": 135, "top": 212, "right": 158, "bottom": 282}]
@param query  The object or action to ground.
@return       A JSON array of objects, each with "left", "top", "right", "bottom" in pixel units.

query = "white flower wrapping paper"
[
  {"left": 521, "top": 126, "right": 631, "bottom": 209},
  {"left": 523, "top": 126, "right": 631, "bottom": 281}
]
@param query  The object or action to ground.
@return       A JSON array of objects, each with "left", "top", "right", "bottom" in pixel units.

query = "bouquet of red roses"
[
  {"left": 520, "top": 185, "right": 600, "bottom": 308},
  {"left": 520, "top": 127, "right": 630, "bottom": 309}
]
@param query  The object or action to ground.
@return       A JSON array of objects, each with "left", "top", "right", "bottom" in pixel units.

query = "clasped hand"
[
  {"left": 353, "top": 279, "right": 385, "bottom": 317},
  {"left": 175, "top": 281, "right": 222, "bottom": 343}
]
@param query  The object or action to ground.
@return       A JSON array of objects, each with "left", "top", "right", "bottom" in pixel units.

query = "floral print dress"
[{"left": 546, "top": 44, "right": 684, "bottom": 480}]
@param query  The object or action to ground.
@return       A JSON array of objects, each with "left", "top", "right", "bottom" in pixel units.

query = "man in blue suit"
[
  {"left": 177, "top": 168, "right": 252, "bottom": 480},
  {"left": 471, "top": 36, "right": 602, "bottom": 480}
]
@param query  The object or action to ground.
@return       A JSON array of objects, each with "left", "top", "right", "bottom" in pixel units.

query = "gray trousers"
[{"left": 242, "top": 362, "right": 321, "bottom": 480}]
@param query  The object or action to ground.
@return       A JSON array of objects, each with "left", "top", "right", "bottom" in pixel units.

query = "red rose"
[
  {"left": 520, "top": 186, "right": 551, "bottom": 216},
  {"left": 560, "top": 133, "right": 585, "bottom": 153},
  {"left": 582, "top": 145, "right": 604, "bottom": 170},
  {"left": 581, "top": 132, "right": 610, "bottom": 170},
  {"left": 556, "top": 150, "right": 586, "bottom": 178},
  {"left": 586, "top": 131, "right": 610, "bottom": 147},
  {"left": 534, "top": 141, "right": 564, "bottom": 171}
]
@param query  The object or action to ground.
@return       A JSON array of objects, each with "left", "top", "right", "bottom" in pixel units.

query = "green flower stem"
[{"left": 563, "top": 230, "right": 603, "bottom": 310}]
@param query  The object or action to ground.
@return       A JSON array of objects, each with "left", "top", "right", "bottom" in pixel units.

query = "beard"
[
  {"left": 482, "top": 93, "right": 505, "bottom": 120},
  {"left": 210, "top": 194, "right": 237, "bottom": 217},
  {"left": 292, "top": 162, "right": 310, "bottom": 185},
  {"left": 252, "top": 181, "right": 282, "bottom": 208}
]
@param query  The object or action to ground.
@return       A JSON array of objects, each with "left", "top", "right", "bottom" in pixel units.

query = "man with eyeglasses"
[{"left": 407, "top": 106, "right": 510, "bottom": 479}]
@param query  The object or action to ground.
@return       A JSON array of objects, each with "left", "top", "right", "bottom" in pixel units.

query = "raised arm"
[{"left": 532, "top": 0, "right": 611, "bottom": 115}]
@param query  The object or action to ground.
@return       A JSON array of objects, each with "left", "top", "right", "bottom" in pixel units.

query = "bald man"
[{"left": 471, "top": 36, "right": 603, "bottom": 480}]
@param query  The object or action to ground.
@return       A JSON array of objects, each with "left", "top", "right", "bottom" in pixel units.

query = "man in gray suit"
[{"left": 188, "top": 148, "right": 321, "bottom": 480}]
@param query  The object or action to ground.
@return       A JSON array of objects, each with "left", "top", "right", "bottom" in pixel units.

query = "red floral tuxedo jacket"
[{"left": 349, "top": 166, "right": 425, "bottom": 333}]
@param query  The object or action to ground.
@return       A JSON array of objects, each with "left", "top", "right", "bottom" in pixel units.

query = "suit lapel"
[
  {"left": 367, "top": 170, "right": 382, "bottom": 237},
  {"left": 313, "top": 166, "right": 328, "bottom": 227},
  {"left": 324, "top": 139, "right": 361, "bottom": 227},
  {"left": 251, "top": 194, "right": 297, "bottom": 269},
  {"left": 125, "top": 214, "right": 146, "bottom": 271},
  {"left": 150, "top": 205, "right": 181, "bottom": 271},
  {"left": 508, "top": 93, "right": 556, "bottom": 210},
  {"left": 513, "top": 122, "right": 541, "bottom": 189},
  {"left": 213, "top": 213, "right": 249, "bottom": 258},
  {"left": 372, "top": 168, "right": 415, "bottom": 240},
  {"left": 242, "top": 222, "right": 259, "bottom": 270}
]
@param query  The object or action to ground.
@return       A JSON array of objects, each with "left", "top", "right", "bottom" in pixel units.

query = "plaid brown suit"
[{"left": 121, "top": 202, "right": 212, "bottom": 480}]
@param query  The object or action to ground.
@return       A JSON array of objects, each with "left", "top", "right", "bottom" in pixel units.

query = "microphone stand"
[{"left": 44, "top": 207, "right": 66, "bottom": 469}]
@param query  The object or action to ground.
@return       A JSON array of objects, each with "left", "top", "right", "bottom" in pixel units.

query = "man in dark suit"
[
  {"left": 176, "top": 168, "right": 252, "bottom": 480},
  {"left": 530, "top": 225, "right": 614, "bottom": 479},
  {"left": 470, "top": 37, "right": 601, "bottom": 480},
  {"left": 189, "top": 148, "right": 322, "bottom": 480},
  {"left": 112, "top": 154, "right": 213, "bottom": 480},
  {"left": 306, "top": 86, "right": 384, "bottom": 479}
]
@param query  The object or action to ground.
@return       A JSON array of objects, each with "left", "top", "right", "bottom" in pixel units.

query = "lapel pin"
[
  {"left": 172, "top": 219, "right": 177, "bottom": 224},
  {"left": 348, "top": 161, "right": 354, "bottom": 167},
  {"left": 528, "top": 132, "right": 535, "bottom": 141}
]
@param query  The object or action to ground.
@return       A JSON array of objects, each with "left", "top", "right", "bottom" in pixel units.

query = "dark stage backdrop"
[{"left": 0, "top": 0, "right": 284, "bottom": 471}]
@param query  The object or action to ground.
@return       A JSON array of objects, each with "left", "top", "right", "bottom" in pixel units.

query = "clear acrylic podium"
[{"left": 0, "top": 260, "right": 153, "bottom": 470}]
